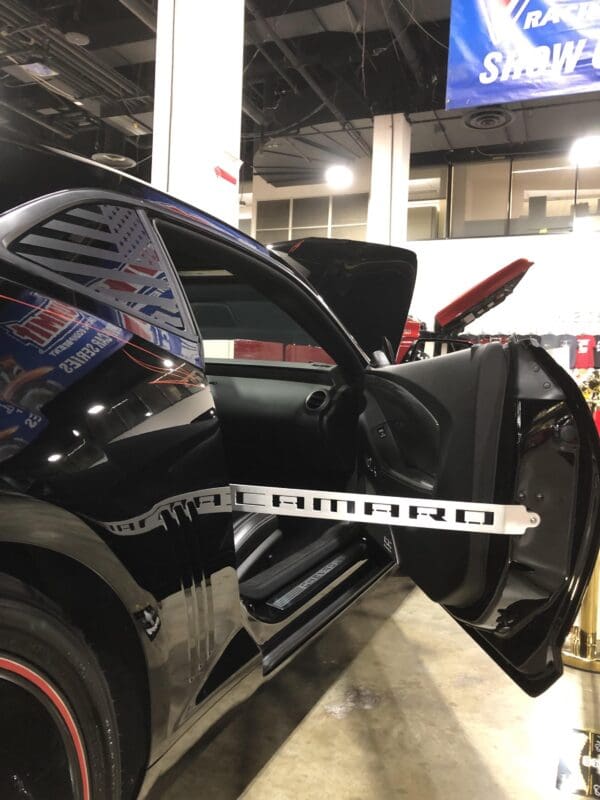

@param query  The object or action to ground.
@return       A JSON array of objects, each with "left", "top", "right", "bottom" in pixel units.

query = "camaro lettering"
[
  {"left": 409, "top": 505, "right": 446, "bottom": 522},
  {"left": 455, "top": 509, "right": 495, "bottom": 526}
]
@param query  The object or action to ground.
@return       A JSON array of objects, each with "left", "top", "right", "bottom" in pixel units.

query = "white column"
[
  {"left": 367, "top": 113, "right": 411, "bottom": 246},
  {"left": 152, "top": 0, "right": 245, "bottom": 225}
]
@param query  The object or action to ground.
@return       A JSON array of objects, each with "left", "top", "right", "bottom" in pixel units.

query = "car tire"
[{"left": 0, "top": 573, "right": 121, "bottom": 799}]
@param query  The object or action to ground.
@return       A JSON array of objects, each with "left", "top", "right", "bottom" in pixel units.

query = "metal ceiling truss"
[
  {"left": 0, "top": 0, "right": 152, "bottom": 143},
  {"left": 245, "top": 0, "right": 371, "bottom": 157}
]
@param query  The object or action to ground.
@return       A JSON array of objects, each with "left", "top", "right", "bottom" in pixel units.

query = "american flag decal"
[{"left": 12, "top": 204, "right": 185, "bottom": 334}]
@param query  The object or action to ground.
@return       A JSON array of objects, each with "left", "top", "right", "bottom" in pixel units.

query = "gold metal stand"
[{"left": 563, "top": 554, "right": 600, "bottom": 673}]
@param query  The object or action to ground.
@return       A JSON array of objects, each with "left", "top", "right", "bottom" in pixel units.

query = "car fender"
[{"left": 0, "top": 490, "right": 172, "bottom": 757}]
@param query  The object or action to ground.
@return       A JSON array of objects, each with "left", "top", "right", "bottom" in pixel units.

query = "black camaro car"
[{"left": 0, "top": 141, "right": 597, "bottom": 799}]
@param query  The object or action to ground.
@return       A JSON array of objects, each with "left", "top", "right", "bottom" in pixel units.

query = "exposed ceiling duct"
[
  {"left": 379, "top": 0, "right": 427, "bottom": 88},
  {"left": 245, "top": 0, "right": 371, "bottom": 157},
  {"left": 0, "top": 0, "right": 153, "bottom": 141}
]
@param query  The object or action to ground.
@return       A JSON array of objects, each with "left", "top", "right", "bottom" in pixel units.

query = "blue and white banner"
[{"left": 446, "top": 0, "right": 600, "bottom": 108}]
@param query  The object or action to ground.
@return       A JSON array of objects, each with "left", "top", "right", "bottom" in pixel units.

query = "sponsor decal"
[
  {"left": 447, "top": 0, "right": 600, "bottom": 108},
  {"left": 0, "top": 290, "right": 129, "bottom": 461},
  {"left": 0, "top": 291, "right": 128, "bottom": 399}
]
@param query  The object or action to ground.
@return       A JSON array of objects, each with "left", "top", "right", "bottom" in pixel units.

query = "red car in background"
[{"left": 397, "top": 258, "right": 534, "bottom": 362}]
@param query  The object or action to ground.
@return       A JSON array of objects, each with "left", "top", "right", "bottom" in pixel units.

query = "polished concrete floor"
[{"left": 151, "top": 574, "right": 600, "bottom": 799}]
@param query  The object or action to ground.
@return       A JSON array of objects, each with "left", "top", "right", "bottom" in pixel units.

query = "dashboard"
[{"left": 205, "top": 360, "right": 360, "bottom": 489}]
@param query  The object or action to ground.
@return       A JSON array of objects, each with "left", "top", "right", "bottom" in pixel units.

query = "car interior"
[{"left": 155, "top": 219, "right": 393, "bottom": 661}]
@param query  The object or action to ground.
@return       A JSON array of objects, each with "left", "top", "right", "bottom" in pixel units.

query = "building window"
[
  {"left": 509, "top": 155, "right": 575, "bottom": 235},
  {"left": 255, "top": 199, "right": 290, "bottom": 246},
  {"left": 256, "top": 194, "right": 369, "bottom": 245},
  {"left": 238, "top": 217, "right": 252, "bottom": 236},
  {"left": 574, "top": 165, "right": 600, "bottom": 233},
  {"left": 450, "top": 161, "right": 510, "bottom": 238},
  {"left": 407, "top": 165, "right": 448, "bottom": 240},
  {"left": 331, "top": 193, "right": 368, "bottom": 241}
]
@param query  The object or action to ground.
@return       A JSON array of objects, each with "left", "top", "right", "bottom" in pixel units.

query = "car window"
[
  {"left": 10, "top": 203, "right": 192, "bottom": 338},
  {"left": 155, "top": 223, "right": 335, "bottom": 366}
]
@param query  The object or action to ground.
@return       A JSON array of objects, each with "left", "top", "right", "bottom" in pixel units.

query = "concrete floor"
[{"left": 151, "top": 574, "right": 600, "bottom": 799}]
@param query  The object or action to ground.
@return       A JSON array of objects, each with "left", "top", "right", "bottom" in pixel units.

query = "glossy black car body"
[{"left": 0, "top": 141, "right": 598, "bottom": 799}]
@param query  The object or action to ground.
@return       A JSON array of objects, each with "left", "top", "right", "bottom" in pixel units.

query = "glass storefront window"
[
  {"left": 238, "top": 217, "right": 252, "bottom": 236},
  {"left": 256, "top": 199, "right": 289, "bottom": 229},
  {"left": 408, "top": 166, "right": 448, "bottom": 240},
  {"left": 255, "top": 194, "right": 369, "bottom": 244},
  {"left": 256, "top": 199, "right": 290, "bottom": 245},
  {"left": 331, "top": 193, "right": 368, "bottom": 240},
  {"left": 291, "top": 226, "right": 328, "bottom": 239},
  {"left": 450, "top": 161, "right": 510, "bottom": 238},
  {"left": 509, "top": 156, "right": 575, "bottom": 235},
  {"left": 574, "top": 165, "right": 600, "bottom": 234},
  {"left": 256, "top": 229, "right": 287, "bottom": 246},
  {"left": 292, "top": 197, "right": 329, "bottom": 228}
]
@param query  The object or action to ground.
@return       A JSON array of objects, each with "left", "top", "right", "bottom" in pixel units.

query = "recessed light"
[
  {"left": 65, "top": 31, "right": 90, "bottom": 46},
  {"left": 47, "top": 453, "right": 62, "bottom": 462},
  {"left": 87, "top": 404, "right": 105, "bottom": 415},
  {"left": 162, "top": 358, "right": 175, "bottom": 368}
]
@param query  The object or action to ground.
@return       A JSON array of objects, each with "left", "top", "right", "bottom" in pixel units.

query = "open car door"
[
  {"left": 362, "top": 339, "right": 600, "bottom": 695},
  {"left": 260, "top": 238, "right": 599, "bottom": 696}
]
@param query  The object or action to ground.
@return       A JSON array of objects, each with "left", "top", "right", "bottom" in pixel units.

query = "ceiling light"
[
  {"left": 47, "top": 453, "right": 62, "bottom": 462},
  {"left": 569, "top": 136, "right": 600, "bottom": 168},
  {"left": 87, "top": 404, "right": 105, "bottom": 415},
  {"left": 72, "top": 429, "right": 81, "bottom": 437},
  {"left": 144, "top": 411, "right": 153, "bottom": 417},
  {"left": 162, "top": 358, "right": 175, "bottom": 368},
  {"left": 325, "top": 164, "right": 354, "bottom": 191},
  {"left": 91, "top": 152, "right": 137, "bottom": 170},
  {"left": 73, "top": 100, "right": 84, "bottom": 106},
  {"left": 65, "top": 31, "right": 90, "bottom": 46},
  {"left": 21, "top": 62, "right": 59, "bottom": 79}
]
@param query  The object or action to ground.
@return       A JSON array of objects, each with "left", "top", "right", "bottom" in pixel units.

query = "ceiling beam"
[
  {"left": 246, "top": 0, "right": 371, "bottom": 156},
  {"left": 379, "top": 0, "right": 426, "bottom": 87},
  {"left": 117, "top": 0, "right": 156, "bottom": 33}
]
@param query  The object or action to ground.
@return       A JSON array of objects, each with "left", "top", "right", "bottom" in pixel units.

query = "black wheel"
[{"left": 0, "top": 574, "right": 121, "bottom": 799}]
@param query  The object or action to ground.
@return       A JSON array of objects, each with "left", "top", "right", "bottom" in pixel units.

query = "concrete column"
[
  {"left": 367, "top": 113, "right": 411, "bottom": 246},
  {"left": 152, "top": 0, "right": 245, "bottom": 225}
]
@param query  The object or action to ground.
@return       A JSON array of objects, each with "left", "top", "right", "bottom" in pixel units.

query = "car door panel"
[
  {"left": 364, "top": 341, "right": 600, "bottom": 695},
  {"left": 363, "top": 342, "right": 510, "bottom": 607}
]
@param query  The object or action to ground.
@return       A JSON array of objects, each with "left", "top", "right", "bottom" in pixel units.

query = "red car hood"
[{"left": 434, "top": 258, "right": 534, "bottom": 336}]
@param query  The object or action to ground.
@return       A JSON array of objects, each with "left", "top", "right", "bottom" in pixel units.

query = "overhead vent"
[{"left": 464, "top": 107, "right": 513, "bottom": 130}]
